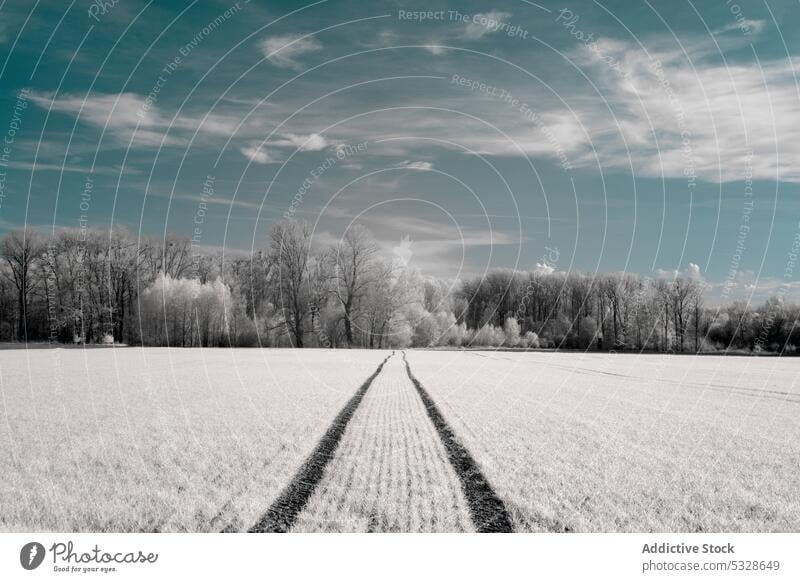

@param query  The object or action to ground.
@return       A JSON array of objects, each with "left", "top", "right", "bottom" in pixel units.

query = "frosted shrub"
[
  {"left": 440, "top": 321, "right": 467, "bottom": 346},
  {"left": 387, "top": 313, "right": 413, "bottom": 348},
  {"left": 521, "top": 331, "right": 540, "bottom": 348},
  {"left": 412, "top": 314, "right": 440, "bottom": 347},
  {"left": 473, "top": 324, "right": 504, "bottom": 347},
  {"left": 140, "top": 273, "right": 231, "bottom": 346},
  {"left": 503, "top": 317, "right": 521, "bottom": 347}
]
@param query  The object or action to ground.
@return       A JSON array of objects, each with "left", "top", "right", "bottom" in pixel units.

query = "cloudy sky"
[{"left": 1, "top": 0, "right": 799, "bottom": 301}]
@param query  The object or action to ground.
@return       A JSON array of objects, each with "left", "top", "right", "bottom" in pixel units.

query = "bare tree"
[
  {"left": 141, "top": 234, "right": 193, "bottom": 282},
  {"left": 270, "top": 220, "right": 313, "bottom": 348},
  {"left": 654, "top": 279, "right": 672, "bottom": 351},
  {"left": 1, "top": 228, "right": 44, "bottom": 341},
  {"left": 692, "top": 283, "right": 705, "bottom": 352},
  {"left": 669, "top": 278, "right": 698, "bottom": 352},
  {"left": 307, "top": 250, "right": 332, "bottom": 347},
  {"left": 105, "top": 227, "right": 142, "bottom": 341}
]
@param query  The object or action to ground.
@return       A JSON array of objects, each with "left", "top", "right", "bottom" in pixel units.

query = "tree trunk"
[
  {"left": 293, "top": 314, "right": 304, "bottom": 348},
  {"left": 344, "top": 302, "right": 353, "bottom": 345},
  {"left": 694, "top": 303, "right": 700, "bottom": 352},
  {"left": 17, "top": 290, "right": 25, "bottom": 341}
]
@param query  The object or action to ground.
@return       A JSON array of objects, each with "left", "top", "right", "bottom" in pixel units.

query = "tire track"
[
  {"left": 402, "top": 352, "right": 514, "bottom": 533},
  {"left": 291, "top": 354, "right": 473, "bottom": 532},
  {"left": 246, "top": 353, "right": 392, "bottom": 533}
]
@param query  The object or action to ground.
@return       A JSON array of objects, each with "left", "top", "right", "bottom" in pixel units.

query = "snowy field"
[{"left": 1, "top": 348, "right": 798, "bottom": 532}]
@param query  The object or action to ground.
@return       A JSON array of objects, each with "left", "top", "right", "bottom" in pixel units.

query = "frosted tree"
[{"left": 329, "top": 225, "right": 380, "bottom": 346}]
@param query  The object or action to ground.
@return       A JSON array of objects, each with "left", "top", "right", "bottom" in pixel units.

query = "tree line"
[{"left": 1, "top": 221, "right": 798, "bottom": 353}]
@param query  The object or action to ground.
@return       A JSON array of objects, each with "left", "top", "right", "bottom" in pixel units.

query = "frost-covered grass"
[
  {"left": 406, "top": 350, "right": 800, "bottom": 532},
  {"left": 3, "top": 347, "right": 797, "bottom": 532},
  {"left": 0, "top": 347, "right": 388, "bottom": 532},
  {"left": 292, "top": 355, "right": 474, "bottom": 532}
]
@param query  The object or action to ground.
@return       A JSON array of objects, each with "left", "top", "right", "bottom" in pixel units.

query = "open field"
[
  {"left": 0, "top": 348, "right": 387, "bottom": 531},
  {"left": 1, "top": 348, "right": 798, "bottom": 532},
  {"left": 406, "top": 351, "right": 800, "bottom": 532}
]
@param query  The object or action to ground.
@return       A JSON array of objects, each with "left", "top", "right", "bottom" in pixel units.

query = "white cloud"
[
  {"left": 369, "top": 106, "right": 588, "bottom": 165},
  {"left": 271, "top": 132, "right": 330, "bottom": 151},
  {"left": 686, "top": 262, "right": 702, "bottom": 281},
  {"left": 702, "top": 273, "right": 800, "bottom": 305},
  {"left": 742, "top": 276, "right": 800, "bottom": 295},
  {"left": 240, "top": 142, "right": 280, "bottom": 164},
  {"left": 715, "top": 19, "right": 766, "bottom": 35},
  {"left": 259, "top": 34, "right": 322, "bottom": 71},
  {"left": 367, "top": 214, "right": 521, "bottom": 249},
  {"left": 394, "top": 160, "right": 433, "bottom": 171},
  {"left": 29, "top": 92, "right": 238, "bottom": 147},
  {"left": 31, "top": 92, "right": 153, "bottom": 129},
  {"left": 655, "top": 262, "right": 704, "bottom": 281},
  {"left": 565, "top": 37, "right": 800, "bottom": 182},
  {"left": 3, "top": 161, "right": 140, "bottom": 175},
  {"left": 422, "top": 43, "right": 447, "bottom": 55},
  {"left": 239, "top": 133, "right": 334, "bottom": 164},
  {"left": 373, "top": 30, "right": 400, "bottom": 47},
  {"left": 168, "top": 192, "right": 264, "bottom": 211},
  {"left": 223, "top": 36, "right": 800, "bottom": 184}
]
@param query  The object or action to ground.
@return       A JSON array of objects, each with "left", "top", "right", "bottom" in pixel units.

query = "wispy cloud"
[
  {"left": 2, "top": 161, "right": 140, "bottom": 175},
  {"left": 366, "top": 214, "right": 522, "bottom": 248},
  {"left": 313, "top": 215, "right": 522, "bottom": 276},
  {"left": 271, "top": 132, "right": 331, "bottom": 151},
  {"left": 238, "top": 132, "right": 334, "bottom": 163},
  {"left": 700, "top": 273, "right": 800, "bottom": 305},
  {"left": 169, "top": 192, "right": 264, "bottom": 211},
  {"left": 240, "top": 142, "right": 280, "bottom": 165},
  {"left": 259, "top": 34, "right": 322, "bottom": 71},
  {"left": 422, "top": 43, "right": 448, "bottom": 56},
  {"left": 371, "top": 214, "right": 523, "bottom": 277},
  {"left": 29, "top": 92, "right": 239, "bottom": 147},
  {"left": 420, "top": 11, "right": 513, "bottom": 55},
  {"left": 393, "top": 160, "right": 434, "bottom": 171},
  {"left": 565, "top": 34, "right": 800, "bottom": 182},
  {"left": 714, "top": 19, "right": 766, "bottom": 35},
  {"left": 655, "top": 262, "right": 703, "bottom": 281}
]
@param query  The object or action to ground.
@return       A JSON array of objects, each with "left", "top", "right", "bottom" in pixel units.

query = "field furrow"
[{"left": 292, "top": 354, "right": 475, "bottom": 532}]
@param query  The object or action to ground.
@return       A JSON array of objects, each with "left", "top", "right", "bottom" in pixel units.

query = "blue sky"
[{"left": 1, "top": 0, "right": 799, "bottom": 302}]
